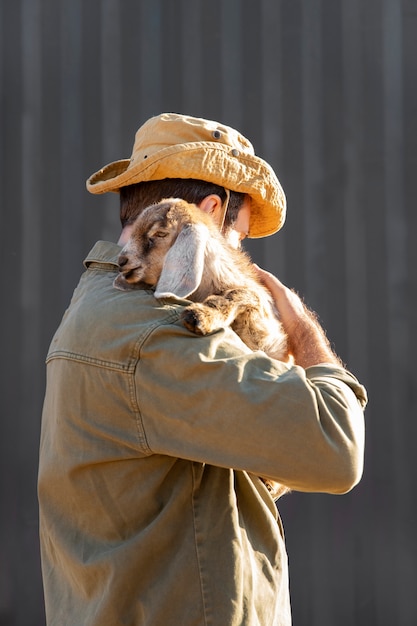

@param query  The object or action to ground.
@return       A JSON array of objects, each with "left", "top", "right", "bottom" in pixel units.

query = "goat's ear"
[{"left": 155, "top": 223, "right": 208, "bottom": 299}]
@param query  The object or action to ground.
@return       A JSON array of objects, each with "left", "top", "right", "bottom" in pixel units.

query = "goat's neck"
[{"left": 191, "top": 238, "right": 242, "bottom": 302}]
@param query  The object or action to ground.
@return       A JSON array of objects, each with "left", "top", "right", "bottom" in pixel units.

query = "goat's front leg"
[{"left": 181, "top": 289, "right": 250, "bottom": 336}]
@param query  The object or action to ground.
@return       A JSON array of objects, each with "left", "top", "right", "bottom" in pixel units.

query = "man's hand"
[{"left": 254, "top": 266, "right": 343, "bottom": 369}]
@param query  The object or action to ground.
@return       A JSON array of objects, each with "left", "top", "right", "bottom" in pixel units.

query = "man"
[{"left": 38, "top": 113, "right": 366, "bottom": 625}]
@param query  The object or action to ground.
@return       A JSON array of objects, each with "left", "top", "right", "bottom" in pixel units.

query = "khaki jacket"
[{"left": 38, "top": 241, "right": 366, "bottom": 626}]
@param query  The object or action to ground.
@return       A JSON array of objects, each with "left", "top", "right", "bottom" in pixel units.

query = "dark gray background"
[{"left": 1, "top": 1, "right": 416, "bottom": 624}]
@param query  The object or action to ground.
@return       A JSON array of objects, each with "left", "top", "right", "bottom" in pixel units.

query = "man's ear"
[{"left": 198, "top": 194, "right": 223, "bottom": 227}]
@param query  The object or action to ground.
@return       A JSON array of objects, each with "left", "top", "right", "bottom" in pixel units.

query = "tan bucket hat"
[{"left": 86, "top": 113, "right": 286, "bottom": 238}]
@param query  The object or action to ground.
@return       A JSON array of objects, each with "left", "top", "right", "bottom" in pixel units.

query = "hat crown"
[{"left": 129, "top": 113, "right": 255, "bottom": 166}]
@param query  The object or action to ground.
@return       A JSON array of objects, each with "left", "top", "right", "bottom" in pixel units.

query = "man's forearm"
[
  {"left": 285, "top": 310, "right": 343, "bottom": 368},
  {"left": 254, "top": 266, "right": 343, "bottom": 369}
]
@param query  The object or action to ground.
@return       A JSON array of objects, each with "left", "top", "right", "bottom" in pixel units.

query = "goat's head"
[{"left": 114, "top": 198, "right": 212, "bottom": 299}]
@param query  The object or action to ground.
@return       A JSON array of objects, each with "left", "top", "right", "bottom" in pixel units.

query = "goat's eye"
[{"left": 146, "top": 230, "right": 168, "bottom": 249}]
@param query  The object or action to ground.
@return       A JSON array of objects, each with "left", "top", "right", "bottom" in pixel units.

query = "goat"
[
  {"left": 114, "top": 198, "right": 288, "bottom": 361},
  {"left": 114, "top": 198, "right": 289, "bottom": 498}
]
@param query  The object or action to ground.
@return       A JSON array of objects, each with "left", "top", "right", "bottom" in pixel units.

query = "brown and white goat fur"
[
  {"left": 114, "top": 198, "right": 288, "bottom": 362},
  {"left": 114, "top": 198, "right": 290, "bottom": 499}
]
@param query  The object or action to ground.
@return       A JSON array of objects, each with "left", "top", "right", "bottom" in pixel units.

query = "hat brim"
[{"left": 87, "top": 142, "right": 286, "bottom": 238}]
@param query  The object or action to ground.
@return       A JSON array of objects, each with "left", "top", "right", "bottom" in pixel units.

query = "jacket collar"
[{"left": 83, "top": 241, "right": 122, "bottom": 269}]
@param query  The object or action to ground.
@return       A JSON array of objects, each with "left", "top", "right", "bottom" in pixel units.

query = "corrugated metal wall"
[{"left": 1, "top": 1, "right": 416, "bottom": 624}]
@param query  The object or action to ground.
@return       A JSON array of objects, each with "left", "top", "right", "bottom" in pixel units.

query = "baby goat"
[
  {"left": 114, "top": 198, "right": 290, "bottom": 500},
  {"left": 114, "top": 198, "right": 288, "bottom": 362}
]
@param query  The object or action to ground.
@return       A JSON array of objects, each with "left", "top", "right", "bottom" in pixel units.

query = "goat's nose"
[{"left": 118, "top": 254, "right": 128, "bottom": 269}]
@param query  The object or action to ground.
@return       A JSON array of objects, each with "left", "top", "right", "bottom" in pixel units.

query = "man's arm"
[{"left": 255, "top": 266, "right": 343, "bottom": 368}]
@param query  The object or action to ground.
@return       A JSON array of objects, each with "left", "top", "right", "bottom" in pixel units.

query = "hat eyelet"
[
  {"left": 212, "top": 130, "right": 222, "bottom": 139},
  {"left": 231, "top": 148, "right": 240, "bottom": 157}
]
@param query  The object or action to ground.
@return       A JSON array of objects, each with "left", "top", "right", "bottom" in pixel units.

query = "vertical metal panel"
[
  {"left": 1, "top": 1, "right": 416, "bottom": 624},
  {"left": 180, "top": 0, "right": 204, "bottom": 114},
  {"left": 341, "top": 0, "right": 369, "bottom": 377},
  {"left": 1, "top": 1, "right": 23, "bottom": 624},
  {"left": 18, "top": 1, "right": 45, "bottom": 622},
  {"left": 220, "top": 0, "right": 243, "bottom": 127},
  {"left": 381, "top": 1, "right": 415, "bottom": 623},
  {"left": 260, "top": 1, "right": 286, "bottom": 277}
]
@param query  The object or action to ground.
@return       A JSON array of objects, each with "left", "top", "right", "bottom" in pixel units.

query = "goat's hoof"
[{"left": 181, "top": 308, "right": 209, "bottom": 335}]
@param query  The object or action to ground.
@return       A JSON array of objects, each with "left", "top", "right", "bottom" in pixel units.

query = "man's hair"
[{"left": 119, "top": 178, "right": 245, "bottom": 230}]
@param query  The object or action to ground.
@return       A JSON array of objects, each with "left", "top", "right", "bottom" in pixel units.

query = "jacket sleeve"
[{"left": 135, "top": 321, "right": 366, "bottom": 494}]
